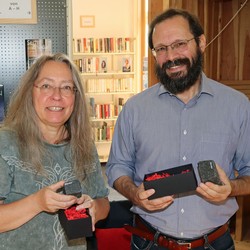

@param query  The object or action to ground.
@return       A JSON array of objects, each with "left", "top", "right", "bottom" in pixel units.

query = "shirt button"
[
  {"left": 180, "top": 232, "right": 184, "bottom": 237},
  {"left": 183, "top": 130, "right": 187, "bottom": 135},
  {"left": 183, "top": 156, "right": 186, "bottom": 161},
  {"left": 181, "top": 208, "right": 184, "bottom": 214}
]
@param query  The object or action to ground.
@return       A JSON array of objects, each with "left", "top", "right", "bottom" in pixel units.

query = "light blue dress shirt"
[{"left": 106, "top": 72, "right": 250, "bottom": 239}]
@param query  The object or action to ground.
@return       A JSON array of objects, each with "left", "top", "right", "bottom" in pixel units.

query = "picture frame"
[
  {"left": 0, "top": 0, "right": 37, "bottom": 24},
  {"left": 80, "top": 15, "right": 95, "bottom": 28},
  {"left": 122, "top": 56, "right": 132, "bottom": 72}
]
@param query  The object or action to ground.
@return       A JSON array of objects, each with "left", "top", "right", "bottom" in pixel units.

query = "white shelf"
[
  {"left": 86, "top": 91, "right": 134, "bottom": 95},
  {"left": 95, "top": 140, "right": 112, "bottom": 144},
  {"left": 80, "top": 72, "right": 135, "bottom": 77},
  {"left": 73, "top": 52, "right": 135, "bottom": 56},
  {"left": 91, "top": 117, "right": 117, "bottom": 122},
  {"left": 69, "top": 0, "right": 141, "bottom": 163},
  {"left": 99, "top": 156, "right": 109, "bottom": 163}
]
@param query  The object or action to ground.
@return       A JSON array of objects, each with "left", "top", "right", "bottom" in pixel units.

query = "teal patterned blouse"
[{"left": 0, "top": 130, "right": 109, "bottom": 250}]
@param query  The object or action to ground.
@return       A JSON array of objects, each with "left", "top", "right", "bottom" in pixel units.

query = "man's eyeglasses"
[
  {"left": 152, "top": 37, "right": 195, "bottom": 57},
  {"left": 34, "top": 83, "right": 77, "bottom": 97}
]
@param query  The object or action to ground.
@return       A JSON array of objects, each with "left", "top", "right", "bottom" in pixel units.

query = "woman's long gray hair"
[{"left": 3, "top": 53, "right": 94, "bottom": 179}]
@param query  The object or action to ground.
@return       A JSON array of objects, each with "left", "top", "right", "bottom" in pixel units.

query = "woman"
[{"left": 0, "top": 53, "right": 110, "bottom": 249}]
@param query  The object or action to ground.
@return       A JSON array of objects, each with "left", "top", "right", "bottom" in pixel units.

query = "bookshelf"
[{"left": 68, "top": 0, "right": 141, "bottom": 162}]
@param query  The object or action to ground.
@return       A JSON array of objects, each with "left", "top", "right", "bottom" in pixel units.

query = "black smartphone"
[{"left": 197, "top": 160, "right": 223, "bottom": 185}]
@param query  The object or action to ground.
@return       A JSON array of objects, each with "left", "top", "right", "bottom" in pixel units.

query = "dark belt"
[{"left": 124, "top": 215, "right": 229, "bottom": 250}]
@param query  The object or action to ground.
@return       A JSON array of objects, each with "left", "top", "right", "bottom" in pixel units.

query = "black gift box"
[
  {"left": 144, "top": 164, "right": 197, "bottom": 199},
  {"left": 63, "top": 180, "right": 82, "bottom": 198},
  {"left": 59, "top": 206, "right": 93, "bottom": 240}
]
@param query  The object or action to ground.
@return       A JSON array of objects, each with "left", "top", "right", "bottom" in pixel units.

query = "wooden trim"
[
  {"left": 147, "top": 0, "right": 165, "bottom": 87},
  {"left": 235, "top": 197, "right": 244, "bottom": 241},
  {"left": 140, "top": 0, "right": 146, "bottom": 90},
  {"left": 221, "top": 80, "right": 250, "bottom": 85},
  {"left": 220, "top": 80, "right": 250, "bottom": 99}
]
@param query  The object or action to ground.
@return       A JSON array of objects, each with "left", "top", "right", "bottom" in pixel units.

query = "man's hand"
[
  {"left": 133, "top": 183, "right": 174, "bottom": 211},
  {"left": 196, "top": 164, "right": 231, "bottom": 202},
  {"left": 114, "top": 176, "right": 173, "bottom": 212}
]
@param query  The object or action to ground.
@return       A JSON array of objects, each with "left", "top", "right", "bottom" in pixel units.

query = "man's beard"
[{"left": 155, "top": 49, "right": 203, "bottom": 94}]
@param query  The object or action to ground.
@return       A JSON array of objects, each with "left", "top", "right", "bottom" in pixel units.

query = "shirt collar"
[{"left": 199, "top": 72, "right": 214, "bottom": 97}]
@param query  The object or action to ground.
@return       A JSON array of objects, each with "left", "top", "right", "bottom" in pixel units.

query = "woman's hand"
[
  {"left": 75, "top": 194, "right": 95, "bottom": 230},
  {"left": 33, "top": 180, "right": 78, "bottom": 213}
]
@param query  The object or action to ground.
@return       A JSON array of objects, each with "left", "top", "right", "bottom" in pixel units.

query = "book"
[
  {"left": 125, "top": 38, "right": 131, "bottom": 52},
  {"left": 89, "top": 97, "right": 95, "bottom": 118},
  {"left": 0, "top": 84, "right": 4, "bottom": 122},
  {"left": 76, "top": 38, "right": 82, "bottom": 52},
  {"left": 99, "top": 57, "right": 107, "bottom": 73},
  {"left": 116, "top": 37, "right": 123, "bottom": 52},
  {"left": 74, "top": 37, "right": 133, "bottom": 53},
  {"left": 78, "top": 59, "right": 83, "bottom": 72},
  {"left": 118, "top": 97, "right": 124, "bottom": 114},
  {"left": 25, "top": 39, "right": 52, "bottom": 69}
]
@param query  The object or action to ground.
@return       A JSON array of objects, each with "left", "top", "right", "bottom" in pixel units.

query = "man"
[{"left": 106, "top": 8, "right": 250, "bottom": 250}]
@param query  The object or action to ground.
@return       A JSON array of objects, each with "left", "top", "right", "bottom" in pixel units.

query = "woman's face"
[{"left": 32, "top": 60, "right": 76, "bottom": 130}]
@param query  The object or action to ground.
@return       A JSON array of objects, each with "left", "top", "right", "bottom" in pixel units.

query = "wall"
[
  {"left": 71, "top": 0, "right": 135, "bottom": 39},
  {"left": 0, "top": 0, "right": 67, "bottom": 107},
  {"left": 70, "top": 0, "right": 141, "bottom": 92}
]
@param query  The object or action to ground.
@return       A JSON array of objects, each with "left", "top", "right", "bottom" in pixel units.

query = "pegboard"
[{"left": 0, "top": 0, "right": 67, "bottom": 108}]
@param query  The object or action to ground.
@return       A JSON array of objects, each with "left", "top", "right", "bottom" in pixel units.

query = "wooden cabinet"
[{"left": 147, "top": 0, "right": 250, "bottom": 99}]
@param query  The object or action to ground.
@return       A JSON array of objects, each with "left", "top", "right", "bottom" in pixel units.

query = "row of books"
[
  {"left": 84, "top": 78, "right": 134, "bottom": 93},
  {"left": 93, "top": 123, "right": 114, "bottom": 142},
  {"left": 90, "top": 103, "right": 123, "bottom": 119},
  {"left": 74, "top": 56, "right": 132, "bottom": 73},
  {"left": 89, "top": 97, "right": 124, "bottom": 119},
  {"left": 74, "top": 37, "right": 133, "bottom": 53}
]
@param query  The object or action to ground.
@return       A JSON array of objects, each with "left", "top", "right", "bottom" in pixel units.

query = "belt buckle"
[{"left": 177, "top": 240, "right": 191, "bottom": 249}]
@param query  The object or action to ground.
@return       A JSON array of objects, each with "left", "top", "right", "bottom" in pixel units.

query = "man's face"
[
  {"left": 152, "top": 16, "right": 205, "bottom": 94},
  {"left": 155, "top": 47, "right": 203, "bottom": 94}
]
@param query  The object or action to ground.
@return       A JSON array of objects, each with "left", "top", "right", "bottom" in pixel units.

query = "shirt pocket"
[{"left": 200, "top": 132, "right": 232, "bottom": 167}]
